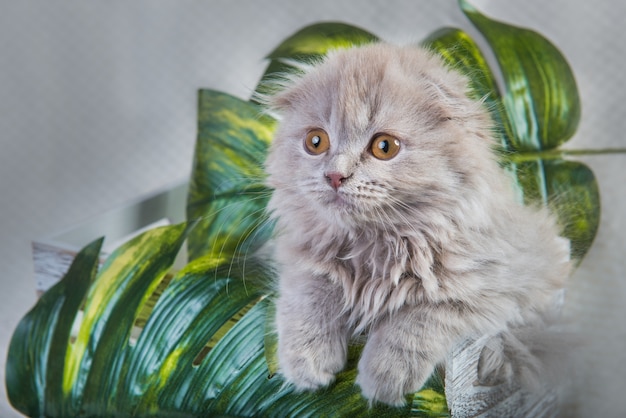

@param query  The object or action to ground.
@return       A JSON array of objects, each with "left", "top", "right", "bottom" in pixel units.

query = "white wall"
[{"left": 1, "top": 1, "right": 624, "bottom": 416}]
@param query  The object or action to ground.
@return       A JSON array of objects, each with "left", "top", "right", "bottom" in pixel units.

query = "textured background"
[{"left": 1, "top": 0, "right": 624, "bottom": 416}]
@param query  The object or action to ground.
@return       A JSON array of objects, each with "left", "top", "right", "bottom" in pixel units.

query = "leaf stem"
[{"left": 504, "top": 148, "right": 626, "bottom": 163}]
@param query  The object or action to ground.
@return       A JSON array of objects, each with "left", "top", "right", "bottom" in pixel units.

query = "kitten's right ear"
[
  {"left": 254, "top": 59, "right": 316, "bottom": 114},
  {"left": 254, "top": 77, "right": 298, "bottom": 117},
  {"left": 270, "top": 86, "right": 298, "bottom": 111}
]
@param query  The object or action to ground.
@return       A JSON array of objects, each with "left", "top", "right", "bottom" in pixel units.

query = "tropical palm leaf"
[{"left": 186, "top": 90, "right": 276, "bottom": 262}]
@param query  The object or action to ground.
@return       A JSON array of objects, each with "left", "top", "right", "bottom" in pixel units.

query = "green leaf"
[
  {"left": 510, "top": 158, "right": 600, "bottom": 261},
  {"left": 410, "top": 368, "right": 448, "bottom": 417},
  {"left": 263, "top": 299, "right": 279, "bottom": 377},
  {"left": 6, "top": 223, "right": 274, "bottom": 417},
  {"left": 267, "top": 22, "right": 379, "bottom": 59},
  {"left": 127, "top": 257, "right": 268, "bottom": 415},
  {"left": 186, "top": 89, "right": 276, "bottom": 261},
  {"left": 65, "top": 223, "right": 190, "bottom": 415},
  {"left": 6, "top": 238, "right": 103, "bottom": 417},
  {"left": 184, "top": 298, "right": 272, "bottom": 415},
  {"left": 255, "top": 22, "right": 378, "bottom": 99},
  {"left": 460, "top": 0, "right": 581, "bottom": 151}
]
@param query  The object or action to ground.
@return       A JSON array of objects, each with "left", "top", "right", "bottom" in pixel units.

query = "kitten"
[{"left": 263, "top": 43, "right": 571, "bottom": 406}]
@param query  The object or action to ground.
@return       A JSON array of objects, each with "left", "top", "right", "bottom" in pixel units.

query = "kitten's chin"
[
  {"left": 330, "top": 193, "right": 349, "bottom": 208},
  {"left": 319, "top": 193, "right": 361, "bottom": 225}
]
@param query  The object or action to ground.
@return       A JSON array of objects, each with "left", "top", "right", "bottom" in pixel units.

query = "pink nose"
[{"left": 325, "top": 172, "right": 348, "bottom": 190}]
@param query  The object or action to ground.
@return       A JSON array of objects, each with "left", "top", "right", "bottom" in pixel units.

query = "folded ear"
[
  {"left": 254, "top": 58, "right": 316, "bottom": 114},
  {"left": 268, "top": 81, "right": 299, "bottom": 112}
]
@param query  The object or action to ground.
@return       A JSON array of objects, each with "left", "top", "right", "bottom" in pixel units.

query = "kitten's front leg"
[
  {"left": 356, "top": 306, "right": 453, "bottom": 406},
  {"left": 276, "top": 271, "right": 349, "bottom": 391}
]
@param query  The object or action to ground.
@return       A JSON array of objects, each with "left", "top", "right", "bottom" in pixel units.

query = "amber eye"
[
  {"left": 370, "top": 134, "right": 401, "bottom": 160},
  {"left": 304, "top": 129, "right": 330, "bottom": 155}
]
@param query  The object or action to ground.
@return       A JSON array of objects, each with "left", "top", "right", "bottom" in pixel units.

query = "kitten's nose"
[{"left": 325, "top": 172, "right": 348, "bottom": 190}]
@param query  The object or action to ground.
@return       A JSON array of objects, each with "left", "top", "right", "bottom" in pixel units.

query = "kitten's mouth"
[
  {"left": 326, "top": 191, "right": 353, "bottom": 211},
  {"left": 332, "top": 193, "right": 347, "bottom": 206}
]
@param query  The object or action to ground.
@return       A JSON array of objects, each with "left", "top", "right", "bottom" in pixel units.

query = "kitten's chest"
[
  {"left": 284, "top": 224, "right": 439, "bottom": 326},
  {"left": 320, "top": 238, "right": 428, "bottom": 330}
]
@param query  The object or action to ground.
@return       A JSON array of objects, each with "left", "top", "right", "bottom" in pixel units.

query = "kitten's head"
[{"left": 264, "top": 44, "right": 497, "bottom": 230}]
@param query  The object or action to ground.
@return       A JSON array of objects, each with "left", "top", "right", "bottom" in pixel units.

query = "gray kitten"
[{"left": 263, "top": 43, "right": 571, "bottom": 406}]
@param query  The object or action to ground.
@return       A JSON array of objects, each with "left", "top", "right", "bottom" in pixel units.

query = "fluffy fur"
[{"left": 263, "top": 43, "right": 571, "bottom": 406}]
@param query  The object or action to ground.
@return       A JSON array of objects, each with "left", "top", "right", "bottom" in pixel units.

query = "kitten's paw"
[
  {"left": 280, "top": 355, "right": 336, "bottom": 391},
  {"left": 278, "top": 341, "right": 346, "bottom": 392},
  {"left": 356, "top": 369, "right": 408, "bottom": 407},
  {"left": 356, "top": 344, "right": 429, "bottom": 407}
]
